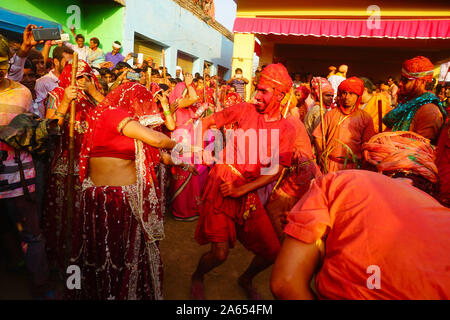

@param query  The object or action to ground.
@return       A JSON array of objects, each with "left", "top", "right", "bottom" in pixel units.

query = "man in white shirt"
[
  {"left": 327, "top": 64, "right": 347, "bottom": 99},
  {"left": 64, "top": 33, "right": 88, "bottom": 62}
]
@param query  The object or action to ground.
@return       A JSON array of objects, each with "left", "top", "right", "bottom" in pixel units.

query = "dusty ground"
[{"left": 0, "top": 213, "right": 274, "bottom": 300}]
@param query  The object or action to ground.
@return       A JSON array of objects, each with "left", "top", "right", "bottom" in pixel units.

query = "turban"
[
  {"left": 259, "top": 63, "right": 293, "bottom": 94},
  {"left": 338, "top": 76, "right": 365, "bottom": 97},
  {"left": 362, "top": 131, "right": 438, "bottom": 184},
  {"left": 112, "top": 41, "right": 121, "bottom": 49},
  {"left": 337, "top": 77, "right": 365, "bottom": 114},
  {"left": 401, "top": 56, "right": 434, "bottom": 82},
  {"left": 0, "top": 34, "right": 10, "bottom": 63},
  {"left": 310, "top": 77, "right": 333, "bottom": 101}
]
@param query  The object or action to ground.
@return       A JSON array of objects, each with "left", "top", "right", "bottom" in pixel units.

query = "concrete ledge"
[{"left": 171, "top": 0, "right": 234, "bottom": 42}]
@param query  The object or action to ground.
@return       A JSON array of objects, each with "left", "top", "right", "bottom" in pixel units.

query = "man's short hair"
[
  {"left": 24, "top": 58, "right": 36, "bottom": 74},
  {"left": 75, "top": 34, "right": 85, "bottom": 41},
  {"left": 113, "top": 40, "right": 121, "bottom": 46},
  {"left": 115, "top": 61, "right": 132, "bottom": 70},
  {"left": 359, "top": 77, "right": 376, "bottom": 94},
  {"left": 52, "top": 45, "right": 73, "bottom": 62},
  {"left": 235, "top": 68, "right": 243, "bottom": 73},
  {"left": 99, "top": 67, "right": 113, "bottom": 77},
  {"left": 90, "top": 37, "right": 100, "bottom": 46}
]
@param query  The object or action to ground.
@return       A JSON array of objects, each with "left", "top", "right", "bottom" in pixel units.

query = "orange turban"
[
  {"left": 337, "top": 76, "right": 365, "bottom": 96},
  {"left": 337, "top": 77, "right": 365, "bottom": 114},
  {"left": 259, "top": 63, "right": 293, "bottom": 94},
  {"left": 401, "top": 56, "right": 434, "bottom": 82}
]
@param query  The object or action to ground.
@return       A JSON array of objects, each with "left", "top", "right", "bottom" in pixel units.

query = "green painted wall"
[
  {"left": 84, "top": 3, "right": 124, "bottom": 52},
  {"left": 0, "top": 0, "right": 124, "bottom": 51}
]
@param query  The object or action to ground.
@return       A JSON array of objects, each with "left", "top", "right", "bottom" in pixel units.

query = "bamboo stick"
[
  {"left": 378, "top": 99, "right": 383, "bottom": 132},
  {"left": 318, "top": 84, "right": 326, "bottom": 151},
  {"left": 162, "top": 49, "right": 166, "bottom": 80},
  {"left": 66, "top": 51, "right": 78, "bottom": 259}
]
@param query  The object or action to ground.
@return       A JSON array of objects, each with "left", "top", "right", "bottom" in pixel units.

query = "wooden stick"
[
  {"left": 282, "top": 87, "right": 294, "bottom": 118},
  {"left": 147, "top": 67, "right": 152, "bottom": 90},
  {"left": 203, "top": 64, "right": 207, "bottom": 103},
  {"left": 162, "top": 49, "right": 166, "bottom": 80},
  {"left": 377, "top": 99, "right": 383, "bottom": 133},
  {"left": 318, "top": 84, "right": 326, "bottom": 151},
  {"left": 66, "top": 51, "right": 78, "bottom": 259}
]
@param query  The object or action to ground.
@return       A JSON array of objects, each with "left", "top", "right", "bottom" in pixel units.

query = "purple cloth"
[{"left": 105, "top": 52, "right": 125, "bottom": 69}]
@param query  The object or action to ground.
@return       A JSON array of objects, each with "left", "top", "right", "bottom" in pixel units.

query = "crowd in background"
[{"left": 0, "top": 24, "right": 449, "bottom": 300}]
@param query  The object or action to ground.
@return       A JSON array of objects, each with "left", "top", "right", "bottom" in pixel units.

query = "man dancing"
[{"left": 190, "top": 64, "right": 296, "bottom": 299}]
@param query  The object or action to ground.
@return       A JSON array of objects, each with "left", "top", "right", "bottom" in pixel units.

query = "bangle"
[
  {"left": 55, "top": 110, "right": 66, "bottom": 118},
  {"left": 163, "top": 109, "right": 171, "bottom": 116}
]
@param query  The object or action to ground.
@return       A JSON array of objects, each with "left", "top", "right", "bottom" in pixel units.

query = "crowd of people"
[{"left": 0, "top": 24, "right": 449, "bottom": 300}]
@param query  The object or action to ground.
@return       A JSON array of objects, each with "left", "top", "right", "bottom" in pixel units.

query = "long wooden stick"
[
  {"left": 66, "top": 51, "right": 78, "bottom": 258},
  {"left": 377, "top": 99, "right": 383, "bottom": 132},
  {"left": 318, "top": 84, "right": 326, "bottom": 151},
  {"left": 162, "top": 49, "right": 166, "bottom": 80}
]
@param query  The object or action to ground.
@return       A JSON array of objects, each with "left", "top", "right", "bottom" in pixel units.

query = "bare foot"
[
  {"left": 191, "top": 276, "right": 205, "bottom": 300},
  {"left": 238, "top": 276, "right": 262, "bottom": 300}
]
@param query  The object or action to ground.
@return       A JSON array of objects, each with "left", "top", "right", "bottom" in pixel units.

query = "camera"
[
  {"left": 31, "top": 28, "right": 61, "bottom": 41},
  {"left": 126, "top": 72, "right": 141, "bottom": 81}
]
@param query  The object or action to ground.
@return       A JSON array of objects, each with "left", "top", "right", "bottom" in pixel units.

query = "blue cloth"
[{"left": 383, "top": 92, "right": 447, "bottom": 132}]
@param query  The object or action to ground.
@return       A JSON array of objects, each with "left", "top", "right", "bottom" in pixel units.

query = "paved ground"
[{"left": 0, "top": 213, "right": 274, "bottom": 300}]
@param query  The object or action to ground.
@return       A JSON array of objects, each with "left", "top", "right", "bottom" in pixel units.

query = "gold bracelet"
[{"left": 163, "top": 109, "right": 171, "bottom": 116}]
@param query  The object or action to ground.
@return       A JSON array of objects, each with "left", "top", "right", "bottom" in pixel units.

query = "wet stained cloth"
[
  {"left": 285, "top": 170, "right": 450, "bottom": 299},
  {"left": 313, "top": 108, "right": 375, "bottom": 172},
  {"left": 195, "top": 102, "right": 296, "bottom": 260}
]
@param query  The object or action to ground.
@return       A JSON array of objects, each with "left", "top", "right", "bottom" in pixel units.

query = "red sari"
[
  {"left": 43, "top": 61, "right": 100, "bottom": 272},
  {"left": 70, "top": 82, "right": 164, "bottom": 300}
]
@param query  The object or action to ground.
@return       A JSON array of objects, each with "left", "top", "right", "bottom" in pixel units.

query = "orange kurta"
[
  {"left": 313, "top": 108, "right": 375, "bottom": 172},
  {"left": 285, "top": 170, "right": 450, "bottom": 300}
]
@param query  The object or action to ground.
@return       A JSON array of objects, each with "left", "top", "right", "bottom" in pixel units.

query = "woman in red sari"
[
  {"left": 70, "top": 82, "right": 196, "bottom": 300},
  {"left": 43, "top": 60, "right": 104, "bottom": 272}
]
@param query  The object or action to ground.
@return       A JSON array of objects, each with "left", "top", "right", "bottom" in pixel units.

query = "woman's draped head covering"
[
  {"left": 401, "top": 56, "right": 434, "bottom": 82},
  {"left": 49, "top": 60, "right": 100, "bottom": 103},
  {"left": 295, "top": 84, "right": 311, "bottom": 104},
  {"left": 310, "top": 77, "right": 333, "bottom": 101},
  {"left": 168, "top": 82, "right": 187, "bottom": 105},
  {"left": 362, "top": 131, "right": 438, "bottom": 184}
]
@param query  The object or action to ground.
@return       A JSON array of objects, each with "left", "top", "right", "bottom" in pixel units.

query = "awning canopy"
[
  {"left": 0, "top": 7, "right": 61, "bottom": 35},
  {"left": 233, "top": 17, "right": 450, "bottom": 39}
]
